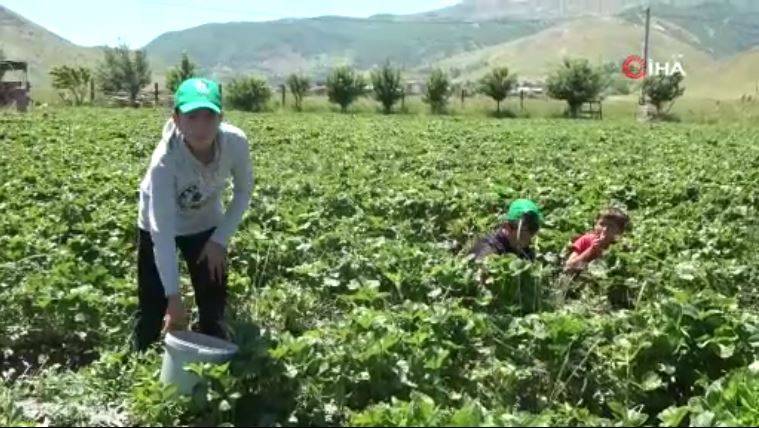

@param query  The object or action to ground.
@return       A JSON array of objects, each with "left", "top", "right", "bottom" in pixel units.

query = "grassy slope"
[
  {"left": 431, "top": 17, "right": 717, "bottom": 91},
  {"left": 143, "top": 16, "right": 548, "bottom": 82},
  {"left": 0, "top": 5, "right": 102, "bottom": 99}
]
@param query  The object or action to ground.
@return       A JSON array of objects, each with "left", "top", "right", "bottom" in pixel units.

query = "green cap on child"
[
  {"left": 174, "top": 78, "right": 222, "bottom": 114},
  {"left": 499, "top": 199, "right": 544, "bottom": 222}
]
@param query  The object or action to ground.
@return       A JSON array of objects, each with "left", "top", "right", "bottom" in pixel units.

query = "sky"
[{"left": 2, "top": 0, "right": 461, "bottom": 48}]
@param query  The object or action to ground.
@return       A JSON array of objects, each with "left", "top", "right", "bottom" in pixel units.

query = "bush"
[
  {"left": 286, "top": 74, "right": 311, "bottom": 112},
  {"left": 326, "top": 66, "right": 367, "bottom": 113},
  {"left": 424, "top": 69, "right": 452, "bottom": 114},
  {"left": 547, "top": 58, "right": 607, "bottom": 118},
  {"left": 165, "top": 53, "right": 198, "bottom": 93},
  {"left": 643, "top": 72, "right": 685, "bottom": 116},
  {"left": 226, "top": 77, "right": 272, "bottom": 112},
  {"left": 371, "top": 62, "right": 404, "bottom": 114},
  {"left": 479, "top": 67, "right": 517, "bottom": 115}
]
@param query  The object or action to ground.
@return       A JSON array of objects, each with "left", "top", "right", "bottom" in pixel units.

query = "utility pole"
[{"left": 640, "top": 5, "right": 651, "bottom": 105}]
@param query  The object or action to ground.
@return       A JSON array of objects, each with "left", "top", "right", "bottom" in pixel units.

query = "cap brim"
[
  {"left": 504, "top": 210, "right": 544, "bottom": 223},
  {"left": 178, "top": 100, "right": 221, "bottom": 114}
]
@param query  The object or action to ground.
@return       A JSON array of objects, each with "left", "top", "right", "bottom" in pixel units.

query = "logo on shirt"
[{"left": 178, "top": 184, "right": 207, "bottom": 210}]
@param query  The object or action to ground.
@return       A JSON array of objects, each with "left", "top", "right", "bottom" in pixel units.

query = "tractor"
[{"left": 0, "top": 60, "right": 31, "bottom": 112}]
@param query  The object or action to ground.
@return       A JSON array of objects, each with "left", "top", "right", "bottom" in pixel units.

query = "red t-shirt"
[{"left": 571, "top": 233, "right": 599, "bottom": 256}]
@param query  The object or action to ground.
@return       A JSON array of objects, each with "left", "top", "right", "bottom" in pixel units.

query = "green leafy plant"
[
  {"left": 326, "top": 66, "right": 367, "bottom": 113},
  {"left": 227, "top": 76, "right": 272, "bottom": 112}
]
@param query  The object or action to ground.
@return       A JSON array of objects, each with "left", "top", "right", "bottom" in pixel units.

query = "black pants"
[{"left": 133, "top": 227, "right": 228, "bottom": 351}]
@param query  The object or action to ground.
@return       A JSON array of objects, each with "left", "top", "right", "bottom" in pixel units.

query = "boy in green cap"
[
  {"left": 469, "top": 199, "right": 543, "bottom": 262},
  {"left": 133, "top": 78, "right": 254, "bottom": 351}
]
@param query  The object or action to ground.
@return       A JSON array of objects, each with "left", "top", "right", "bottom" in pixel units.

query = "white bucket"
[{"left": 160, "top": 331, "right": 238, "bottom": 395}]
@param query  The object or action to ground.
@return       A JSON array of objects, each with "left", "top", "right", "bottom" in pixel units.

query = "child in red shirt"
[{"left": 564, "top": 208, "right": 631, "bottom": 272}]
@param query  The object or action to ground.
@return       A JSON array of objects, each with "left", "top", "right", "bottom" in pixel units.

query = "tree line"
[{"left": 47, "top": 45, "right": 685, "bottom": 119}]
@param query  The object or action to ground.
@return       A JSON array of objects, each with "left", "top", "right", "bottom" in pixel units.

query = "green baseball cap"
[
  {"left": 174, "top": 78, "right": 222, "bottom": 114},
  {"left": 498, "top": 199, "right": 544, "bottom": 223}
]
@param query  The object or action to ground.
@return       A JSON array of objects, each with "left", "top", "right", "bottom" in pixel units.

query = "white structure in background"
[{"left": 510, "top": 79, "right": 547, "bottom": 98}]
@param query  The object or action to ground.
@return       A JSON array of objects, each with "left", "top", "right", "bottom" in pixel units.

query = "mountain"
[
  {"left": 402, "top": 0, "right": 759, "bottom": 21},
  {"left": 2, "top": 1, "right": 758, "bottom": 100},
  {"left": 0, "top": 5, "right": 102, "bottom": 97},
  {"left": 619, "top": 1, "right": 759, "bottom": 59},
  {"left": 142, "top": 0, "right": 759, "bottom": 84},
  {"left": 430, "top": 16, "right": 716, "bottom": 79},
  {"left": 142, "top": 16, "right": 548, "bottom": 83},
  {"left": 406, "top": 0, "right": 650, "bottom": 20}
]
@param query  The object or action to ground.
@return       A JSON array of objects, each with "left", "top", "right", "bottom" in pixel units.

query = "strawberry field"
[{"left": 1, "top": 108, "right": 758, "bottom": 426}]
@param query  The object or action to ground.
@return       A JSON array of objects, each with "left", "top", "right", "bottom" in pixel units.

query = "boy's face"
[
  {"left": 505, "top": 214, "right": 539, "bottom": 249},
  {"left": 514, "top": 227, "right": 537, "bottom": 249},
  {"left": 173, "top": 108, "right": 222, "bottom": 148},
  {"left": 596, "top": 219, "right": 623, "bottom": 243}
]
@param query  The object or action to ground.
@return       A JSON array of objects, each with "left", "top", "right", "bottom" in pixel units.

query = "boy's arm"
[
  {"left": 148, "top": 160, "right": 180, "bottom": 296},
  {"left": 564, "top": 238, "right": 604, "bottom": 272},
  {"left": 210, "top": 135, "right": 254, "bottom": 248}
]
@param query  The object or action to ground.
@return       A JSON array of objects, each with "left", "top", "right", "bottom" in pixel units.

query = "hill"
[
  {"left": 0, "top": 5, "right": 102, "bottom": 97},
  {"left": 429, "top": 16, "right": 723, "bottom": 97},
  {"left": 143, "top": 16, "right": 547, "bottom": 83},
  {"left": 2, "top": 1, "right": 758, "bottom": 99}
]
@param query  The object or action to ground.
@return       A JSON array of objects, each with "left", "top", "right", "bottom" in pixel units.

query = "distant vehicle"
[
  {"left": 510, "top": 85, "right": 546, "bottom": 98},
  {"left": 0, "top": 61, "right": 31, "bottom": 112}
]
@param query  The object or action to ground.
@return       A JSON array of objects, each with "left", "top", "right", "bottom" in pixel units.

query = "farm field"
[{"left": 1, "top": 107, "right": 758, "bottom": 426}]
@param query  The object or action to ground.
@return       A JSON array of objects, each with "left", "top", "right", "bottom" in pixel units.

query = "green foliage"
[
  {"left": 326, "top": 66, "right": 367, "bottom": 113},
  {"left": 96, "top": 44, "right": 151, "bottom": 106},
  {"left": 0, "top": 385, "right": 33, "bottom": 426},
  {"left": 227, "top": 76, "right": 272, "bottom": 112},
  {"left": 165, "top": 52, "right": 198, "bottom": 93},
  {"left": 286, "top": 73, "right": 311, "bottom": 112},
  {"left": 547, "top": 58, "right": 607, "bottom": 118},
  {"left": 658, "top": 364, "right": 759, "bottom": 427},
  {"left": 371, "top": 62, "right": 404, "bottom": 114},
  {"left": 478, "top": 67, "right": 517, "bottom": 115},
  {"left": 1, "top": 109, "right": 758, "bottom": 426},
  {"left": 49, "top": 65, "right": 92, "bottom": 105},
  {"left": 643, "top": 72, "right": 686, "bottom": 115},
  {"left": 424, "top": 69, "right": 452, "bottom": 114}
]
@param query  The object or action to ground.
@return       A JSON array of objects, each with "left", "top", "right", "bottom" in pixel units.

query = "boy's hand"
[
  {"left": 163, "top": 294, "right": 187, "bottom": 333},
  {"left": 592, "top": 230, "right": 610, "bottom": 251},
  {"left": 198, "top": 240, "right": 227, "bottom": 285}
]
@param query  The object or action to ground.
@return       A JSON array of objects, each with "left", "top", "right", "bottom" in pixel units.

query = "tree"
[
  {"left": 97, "top": 45, "right": 151, "bottom": 106},
  {"left": 326, "top": 66, "right": 367, "bottom": 113},
  {"left": 227, "top": 76, "right": 272, "bottom": 112},
  {"left": 643, "top": 72, "right": 685, "bottom": 116},
  {"left": 371, "top": 62, "right": 404, "bottom": 114},
  {"left": 286, "top": 73, "right": 311, "bottom": 111},
  {"left": 479, "top": 67, "right": 517, "bottom": 115},
  {"left": 424, "top": 69, "right": 452, "bottom": 114},
  {"left": 547, "top": 58, "right": 607, "bottom": 118},
  {"left": 166, "top": 52, "right": 197, "bottom": 93},
  {"left": 50, "top": 66, "right": 92, "bottom": 105}
]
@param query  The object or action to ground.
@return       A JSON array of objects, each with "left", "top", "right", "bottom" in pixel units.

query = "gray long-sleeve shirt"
[{"left": 137, "top": 119, "right": 254, "bottom": 296}]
